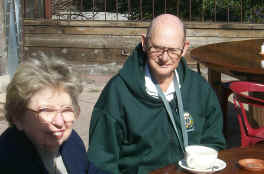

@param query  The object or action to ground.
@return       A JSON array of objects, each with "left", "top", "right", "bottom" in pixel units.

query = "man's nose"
[{"left": 160, "top": 50, "right": 170, "bottom": 61}]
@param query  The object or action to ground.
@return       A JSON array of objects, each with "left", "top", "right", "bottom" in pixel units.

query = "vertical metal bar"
[
  {"left": 189, "top": 0, "right": 191, "bottom": 21},
  {"left": 40, "top": 0, "right": 44, "bottom": 19},
  {"left": 251, "top": 0, "right": 253, "bottom": 23},
  {"left": 51, "top": 0, "right": 55, "bottom": 20},
  {"left": 227, "top": 6, "right": 229, "bottom": 23},
  {"left": 12, "top": 0, "right": 18, "bottom": 48},
  {"left": 20, "top": 0, "right": 24, "bottom": 61},
  {"left": 201, "top": 0, "right": 204, "bottom": 22},
  {"left": 140, "top": 0, "right": 142, "bottom": 20},
  {"left": 23, "top": 0, "right": 26, "bottom": 18},
  {"left": 176, "top": 0, "right": 177, "bottom": 16},
  {"left": 240, "top": 0, "right": 243, "bottom": 23},
  {"left": 164, "top": 0, "right": 167, "bottom": 13},
  {"left": 8, "top": 0, "right": 19, "bottom": 77},
  {"left": 92, "top": 0, "right": 95, "bottom": 20},
  {"left": 15, "top": 0, "right": 23, "bottom": 62},
  {"left": 116, "top": 0, "right": 118, "bottom": 21},
  {"left": 214, "top": 0, "right": 216, "bottom": 22},
  {"left": 152, "top": 0, "right": 155, "bottom": 18},
  {"left": 80, "top": 0, "right": 83, "bottom": 11},
  {"left": 177, "top": 0, "right": 180, "bottom": 17},
  {"left": 128, "top": 0, "right": 131, "bottom": 20},
  {"left": 104, "top": 0, "right": 106, "bottom": 20},
  {"left": 34, "top": 0, "right": 39, "bottom": 18}
]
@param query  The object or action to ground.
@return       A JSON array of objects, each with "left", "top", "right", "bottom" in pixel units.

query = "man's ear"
[
  {"left": 182, "top": 40, "right": 190, "bottom": 57},
  {"left": 141, "top": 34, "right": 147, "bottom": 52}
]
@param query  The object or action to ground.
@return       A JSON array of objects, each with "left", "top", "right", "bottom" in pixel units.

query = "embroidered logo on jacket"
[{"left": 184, "top": 112, "right": 194, "bottom": 131}]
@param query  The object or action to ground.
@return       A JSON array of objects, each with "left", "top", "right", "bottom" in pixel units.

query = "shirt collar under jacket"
[{"left": 145, "top": 64, "right": 181, "bottom": 101}]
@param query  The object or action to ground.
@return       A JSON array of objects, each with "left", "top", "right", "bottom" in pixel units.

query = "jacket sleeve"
[
  {"left": 87, "top": 107, "right": 123, "bottom": 174},
  {"left": 200, "top": 88, "right": 226, "bottom": 151}
]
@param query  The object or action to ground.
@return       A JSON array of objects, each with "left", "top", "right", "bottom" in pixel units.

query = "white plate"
[{"left": 178, "top": 158, "right": 226, "bottom": 174}]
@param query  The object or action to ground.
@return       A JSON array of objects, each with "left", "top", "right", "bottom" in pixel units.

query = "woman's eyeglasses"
[{"left": 26, "top": 107, "right": 77, "bottom": 122}]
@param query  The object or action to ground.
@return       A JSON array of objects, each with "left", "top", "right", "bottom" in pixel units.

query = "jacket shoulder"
[{"left": 61, "top": 129, "right": 89, "bottom": 174}]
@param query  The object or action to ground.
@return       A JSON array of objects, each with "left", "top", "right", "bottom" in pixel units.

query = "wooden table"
[
  {"left": 191, "top": 39, "right": 264, "bottom": 87},
  {"left": 149, "top": 143, "right": 264, "bottom": 174},
  {"left": 190, "top": 39, "right": 264, "bottom": 129}
]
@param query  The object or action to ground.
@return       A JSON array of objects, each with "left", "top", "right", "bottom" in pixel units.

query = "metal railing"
[{"left": 23, "top": 0, "right": 264, "bottom": 23}]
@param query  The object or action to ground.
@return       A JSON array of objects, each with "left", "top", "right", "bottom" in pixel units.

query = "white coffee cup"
[{"left": 185, "top": 145, "right": 218, "bottom": 170}]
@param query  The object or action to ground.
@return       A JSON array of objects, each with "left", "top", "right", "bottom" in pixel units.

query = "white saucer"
[{"left": 178, "top": 158, "right": 226, "bottom": 174}]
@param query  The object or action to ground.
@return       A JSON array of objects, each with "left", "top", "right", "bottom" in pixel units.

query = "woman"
[{"left": 0, "top": 56, "right": 108, "bottom": 174}]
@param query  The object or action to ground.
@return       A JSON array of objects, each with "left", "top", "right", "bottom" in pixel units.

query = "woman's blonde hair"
[{"left": 5, "top": 56, "right": 83, "bottom": 126}]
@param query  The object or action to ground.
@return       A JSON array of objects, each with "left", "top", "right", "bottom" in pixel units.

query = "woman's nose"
[{"left": 52, "top": 112, "right": 64, "bottom": 127}]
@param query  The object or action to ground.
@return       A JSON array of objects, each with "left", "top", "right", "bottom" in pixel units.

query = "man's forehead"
[
  {"left": 150, "top": 26, "right": 184, "bottom": 47},
  {"left": 152, "top": 15, "right": 184, "bottom": 30},
  {"left": 152, "top": 14, "right": 183, "bottom": 25},
  {"left": 151, "top": 18, "right": 184, "bottom": 37}
]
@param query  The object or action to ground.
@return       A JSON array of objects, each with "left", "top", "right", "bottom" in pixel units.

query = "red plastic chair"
[{"left": 229, "top": 81, "right": 264, "bottom": 147}]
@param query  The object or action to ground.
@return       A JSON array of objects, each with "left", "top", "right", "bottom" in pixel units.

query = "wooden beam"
[
  {"left": 24, "top": 34, "right": 141, "bottom": 48},
  {"left": 24, "top": 25, "right": 146, "bottom": 35},
  {"left": 24, "top": 47, "right": 130, "bottom": 64},
  {"left": 24, "top": 19, "right": 264, "bottom": 30}
]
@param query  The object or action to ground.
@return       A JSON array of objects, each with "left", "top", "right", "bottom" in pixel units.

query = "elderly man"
[{"left": 87, "top": 14, "right": 226, "bottom": 174}]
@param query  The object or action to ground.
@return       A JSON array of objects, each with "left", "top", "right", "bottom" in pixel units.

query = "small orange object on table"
[{"left": 238, "top": 158, "right": 264, "bottom": 172}]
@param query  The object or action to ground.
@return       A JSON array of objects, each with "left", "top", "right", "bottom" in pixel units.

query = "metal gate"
[{"left": 25, "top": 0, "right": 264, "bottom": 23}]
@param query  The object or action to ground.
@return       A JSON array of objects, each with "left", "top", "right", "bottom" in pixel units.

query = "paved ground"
[
  {"left": 0, "top": 66, "right": 240, "bottom": 149},
  {"left": 73, "top": 74, "right": 113, "bottom": 148}
]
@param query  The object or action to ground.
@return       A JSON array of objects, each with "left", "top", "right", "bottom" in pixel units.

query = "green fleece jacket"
[{"left": 87, "top": 44, "right": 226, "bottom": 174}]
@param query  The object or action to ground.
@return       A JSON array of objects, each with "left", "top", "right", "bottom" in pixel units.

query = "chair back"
[
  {"left": 229, "top": 81, "right": 264, "bottom": 108},
  {"left": 229, "top": 81, "right": 264, "bottom": 147}
]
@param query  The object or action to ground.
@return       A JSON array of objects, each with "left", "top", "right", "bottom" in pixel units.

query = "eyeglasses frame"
[
  {"left": 145, "top": 38, "right": 184, "bottom": 59},
  {"left": 26, "top": 107, "right": 77, "bottom": 121}
]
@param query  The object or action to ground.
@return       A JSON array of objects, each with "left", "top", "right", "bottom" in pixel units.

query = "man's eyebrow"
[
  {"left": 151, "top": 43, "right": 168, "bottom": 49},
  {"left": 151, "top": 43, "right": 182, "bottom": 50}
]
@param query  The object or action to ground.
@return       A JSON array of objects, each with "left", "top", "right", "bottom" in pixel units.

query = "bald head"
[
  {"left": 141, "top": 14, "right": 189, "bottom": 83},
  {"left": 146, "top": 14, "right": 185, "bottom": 44}
]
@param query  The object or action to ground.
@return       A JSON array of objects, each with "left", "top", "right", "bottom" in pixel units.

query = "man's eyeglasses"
[
  {"left": 26, "top": 107, "right": 77, "bottom": 122},
  {"left": 147, "top": 43, "right": 183, "bottom": 59}
]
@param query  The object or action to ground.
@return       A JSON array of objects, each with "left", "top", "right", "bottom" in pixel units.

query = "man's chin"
[
  {"left": 159, "top": 67, "right": 174, "bottom": 73},
  {"left": 154, "top": 69, "right": 174, "bottom": 79}
]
